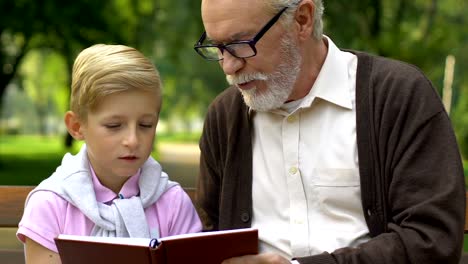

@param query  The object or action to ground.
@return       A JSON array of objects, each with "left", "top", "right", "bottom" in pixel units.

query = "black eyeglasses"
[{"left": 194, "top": 6, "right": 289, "bottom": 61}]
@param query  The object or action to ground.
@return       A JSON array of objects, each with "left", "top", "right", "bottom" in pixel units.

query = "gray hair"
[{"left": 265, "top": 0, "right": 324, "bottom": 40}]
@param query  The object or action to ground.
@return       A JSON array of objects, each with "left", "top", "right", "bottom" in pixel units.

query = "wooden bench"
[
  {"left": 0, "top": 185, "right": 196, "bottom": 264},
  {"left": 1, "top": 185, "right": 467, "bottom": 264},
  {"left": 0, "top": 186, "right": 33, "bottom": 264}
]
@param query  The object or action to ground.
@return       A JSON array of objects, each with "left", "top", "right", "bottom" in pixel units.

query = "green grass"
[
  {"left": 0, "top": 135, "right": 81, "bottom": 185},
  {"left": 157, "top": 131, "right": 201, "bottom": 143},
  {"left": 0, "top": 134, "right": 200, "bottom": 185}
]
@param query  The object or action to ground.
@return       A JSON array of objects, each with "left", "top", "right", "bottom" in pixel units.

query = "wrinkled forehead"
[{"left": 201, "top": 0, "right": 270, "bottom": 42}]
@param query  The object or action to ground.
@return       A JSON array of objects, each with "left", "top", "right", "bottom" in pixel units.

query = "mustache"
[{"left": 226, "top": 72, "right": 268, "bottom": 85}]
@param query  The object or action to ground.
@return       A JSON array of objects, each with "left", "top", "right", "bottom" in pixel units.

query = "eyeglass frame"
[{"left": 194, "top": 6, "right": 289, "bottom": 61}]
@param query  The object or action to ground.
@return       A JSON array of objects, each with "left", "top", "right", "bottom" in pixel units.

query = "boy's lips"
[{"left": 119, "top": 156, "right": 138, "bottom": 160}]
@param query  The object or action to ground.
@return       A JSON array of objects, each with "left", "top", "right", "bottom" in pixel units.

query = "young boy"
[{"left": 17, "top": 44, "right": 202, "bottom": 263}]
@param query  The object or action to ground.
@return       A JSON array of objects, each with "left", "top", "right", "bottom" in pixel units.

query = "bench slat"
[
  {"left": 0, "top": 186, "right": 196, "bottom": 228},
  {"left": 0, "top": 249, "right": 25, "bottom": 264},
  {"left": 1, "top": 185, "right": 467, "bottom": 264},
  {"left": 0, "top": 186, "right": 34, "bottom": 227}
]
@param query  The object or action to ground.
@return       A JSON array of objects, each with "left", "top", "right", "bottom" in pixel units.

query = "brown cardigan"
[{"left": 197, "top": 51, "right": 465, "bottom": 264}]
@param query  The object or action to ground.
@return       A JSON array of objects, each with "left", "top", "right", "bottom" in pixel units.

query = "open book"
[{"left": 55, "top": 228, "right": 258, "bottom": 264}]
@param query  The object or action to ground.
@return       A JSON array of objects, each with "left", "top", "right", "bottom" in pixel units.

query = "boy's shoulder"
[
  {"left": 27, "top": 189, "right": 70, "bottom": 209},
  {"left": 152, "top": 184, "right": 195, "bottom": 207}
]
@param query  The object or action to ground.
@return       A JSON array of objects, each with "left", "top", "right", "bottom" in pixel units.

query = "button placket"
[
  {"left": 289, "top": 166, "right": 298, "bottom": 175},
  {"left": 282, "top": 112, "right": 309, "bottom": 256}
]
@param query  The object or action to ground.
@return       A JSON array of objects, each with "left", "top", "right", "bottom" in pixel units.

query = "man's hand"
[{"left": 222, "top": 253, "right": 292, "bottom": 264}]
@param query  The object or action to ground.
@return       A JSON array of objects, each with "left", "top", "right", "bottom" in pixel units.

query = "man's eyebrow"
[
  {"left": 206, "top": 31, "right": 252, "bottom": 44},
  {"left": 232, "top": 31, "right": 251, "bottom": 40},
  {"left": 205, "top": 35, "right": 216, "bottom": 43}
]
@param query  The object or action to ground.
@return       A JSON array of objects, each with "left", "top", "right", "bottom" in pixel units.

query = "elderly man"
[{"left": 194, "top": 0, "right": 465, "bottom": 263}]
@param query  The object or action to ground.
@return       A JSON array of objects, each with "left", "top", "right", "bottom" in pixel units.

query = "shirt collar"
[
  {"left": 247, "top": 36, "right": 353, "bottom": 117},
  {"left": 90, "top": 164, "right": 141, "bottom": 203},
  {"left": 301, "top": 36, "right": 353, "bottom": 110}
]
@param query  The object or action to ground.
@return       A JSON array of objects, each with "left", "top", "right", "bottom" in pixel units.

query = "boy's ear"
[{"left": 64, "top": 111, "right": 85, "bottom": 140}]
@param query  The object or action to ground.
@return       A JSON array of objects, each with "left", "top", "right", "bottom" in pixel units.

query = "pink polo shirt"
[{"left": 17, "top": 169, "right": 202, "bottom": 253}]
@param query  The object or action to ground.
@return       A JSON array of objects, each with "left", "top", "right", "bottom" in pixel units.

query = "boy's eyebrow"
[{"left": 102, "top": 113, "right": 158, "bottom": 120}]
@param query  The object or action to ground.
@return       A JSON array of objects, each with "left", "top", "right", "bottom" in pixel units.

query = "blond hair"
[{"left": 70, "top": 44, "right": 162, "bottom": 120}]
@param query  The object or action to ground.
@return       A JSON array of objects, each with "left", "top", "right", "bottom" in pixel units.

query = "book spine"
[{"left": 150, "top": 243, "right": 166, "bottom": 264}]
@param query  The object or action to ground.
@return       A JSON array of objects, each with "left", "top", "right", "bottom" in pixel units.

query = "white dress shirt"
[{"left": 250, "top": 37, "right": 370, "bottom": 259}]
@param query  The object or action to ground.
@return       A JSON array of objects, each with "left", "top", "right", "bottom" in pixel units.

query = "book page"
[
  {"left": 56, "top": 228, "right": 257, "bottom": 245},
  {"left": 160, "top": 227, "right": 258, "bottom": 241},
  {"left": 56, "top": 234, "right": 151, "bottom": 247}
]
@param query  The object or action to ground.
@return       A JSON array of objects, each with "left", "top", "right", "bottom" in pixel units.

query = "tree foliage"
[
  {"left": 0, "top": 0, "right": 124, "bottom": 110},
  {"left": 0, "top": 0, "right": 466, "bottom": 154},
  {"left": 324, "top": 0, "right": 468, "bottom": 157}
]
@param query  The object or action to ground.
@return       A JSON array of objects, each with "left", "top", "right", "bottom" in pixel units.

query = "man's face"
[
  {"left": 202, "top": 0, "right": 302, "bottom": 111},
  {"left": 227, "top": 33, "right": 301, "bottom": 111}
]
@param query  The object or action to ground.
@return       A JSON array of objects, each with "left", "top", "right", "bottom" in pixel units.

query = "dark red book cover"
[{"left": 55, "top": 228, "right": 258, "bottom": 264}]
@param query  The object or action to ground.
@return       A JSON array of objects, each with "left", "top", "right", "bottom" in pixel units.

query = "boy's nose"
[{"left": 123, "top": 130, "right": 138, "bottom": 148}]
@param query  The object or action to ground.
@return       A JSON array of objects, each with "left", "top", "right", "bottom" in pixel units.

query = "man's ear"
[
  {"left": 294, "top": 0, "right": 315, "bottom": 41},
  {"left": 64, "top": 111, "right": 85, "bottom": 140}
]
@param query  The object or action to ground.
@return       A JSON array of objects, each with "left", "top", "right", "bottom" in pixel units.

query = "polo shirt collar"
[{"left": 90, "top": 165, "right": 141, "bottom": 203}]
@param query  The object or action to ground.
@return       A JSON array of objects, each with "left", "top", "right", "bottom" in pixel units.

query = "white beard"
[{"left": 226, "top": 34, "right": 301, "bottom": 112}]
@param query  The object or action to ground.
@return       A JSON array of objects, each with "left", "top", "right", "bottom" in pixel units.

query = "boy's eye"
[
  {"left": 104, "top": 124, "right": 121, "bottom": 129},
  {"left": 140, "top": 123, "right": 154, "bottom": 128}
]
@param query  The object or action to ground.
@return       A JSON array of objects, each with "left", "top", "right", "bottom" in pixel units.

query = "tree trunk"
[
  {"left": 0, "top": 37, "right": 29, "bottom": 116},
  {"left": 62, "top": 40, "right": 75, "bottom": 149}
]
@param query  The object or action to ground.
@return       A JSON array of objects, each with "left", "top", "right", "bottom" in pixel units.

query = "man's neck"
[{"left": 288, "top": 37, "right": 328, "bottom": 101}]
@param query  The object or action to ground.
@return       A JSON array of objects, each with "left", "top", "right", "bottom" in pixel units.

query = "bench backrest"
[
  {"left": 0, "top": 185, "right": 196, "bottom": 264},
  {"left": 0, "top": 185, "right": 196, "bottom": 228},
  {"left": 0, "top": 185, "right": 467, "bottom": 230},
  {"left": 0, "top": 185, "right": 467, "bottom": 264},
  {"left": 0, "top": 186, "right": 34, "bottom": 228}
]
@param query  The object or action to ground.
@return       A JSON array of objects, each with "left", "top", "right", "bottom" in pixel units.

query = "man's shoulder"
[
  {"left": 348, "top": 50, "right": 436, "bottom": 98},
  {"left": 211, "top": 85, "right": 242, "bottom": 104},
  {"left": 203, "top": 85, "right": 249, "bottom": 137},
  {"left": 350, "top": 50, "right": 428, "bottom": 80},
  {"left": 208, "top": 85, "right": 246, "bottom": 114},
  {"left": 350, "top": 50, "right": 444, "bottom": 118}
]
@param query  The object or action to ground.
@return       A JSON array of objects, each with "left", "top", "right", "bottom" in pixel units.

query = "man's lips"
[{"left": 237, "top": 80, "right": 255, "bottom": 90}]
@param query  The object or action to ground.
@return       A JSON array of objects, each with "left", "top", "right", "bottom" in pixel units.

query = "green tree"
[
  {"left": 109, "top": 0, "right": 227, "bottom": 132},
  {"left": 0, "top": 0, "right": 124, "bottom": 114},
  {"left": 324, "top": 0, "right": 468, "bottom": 156},
  {"left": 18, "top": 50, "right": 68, "bottom": 135}
]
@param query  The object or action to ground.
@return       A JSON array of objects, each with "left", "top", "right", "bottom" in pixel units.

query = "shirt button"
[
  {"left": 289, "top": 167, "right": 298, "bottom": 175},
  {"left": 367, "top": 209, "right": 372, "bottom": 216},
  {"left": 293, "top": 219, "right": 304, "bottom": 225},
  {"left": 287, "top": 115, "right": 297, "bottom": 123},
  {"left": 240, "top": 212, "right": 250, "bottom": 223}
]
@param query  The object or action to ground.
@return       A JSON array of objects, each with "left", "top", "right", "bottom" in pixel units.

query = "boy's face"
[{"left": 79, "top": 89, "right": 160, "bottom": 190}]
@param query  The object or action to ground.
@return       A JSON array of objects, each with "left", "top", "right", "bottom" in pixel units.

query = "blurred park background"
[
  {"left": 1, "top": 0, "right": 467, "bottom": 188},
  {"left": 1, "top": 0, "right": 468, "bottom": 255}
]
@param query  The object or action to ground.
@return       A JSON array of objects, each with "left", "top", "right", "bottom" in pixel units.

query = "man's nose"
[{"left": 220, "top": 51, "right": 244, "bottom": 76}]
